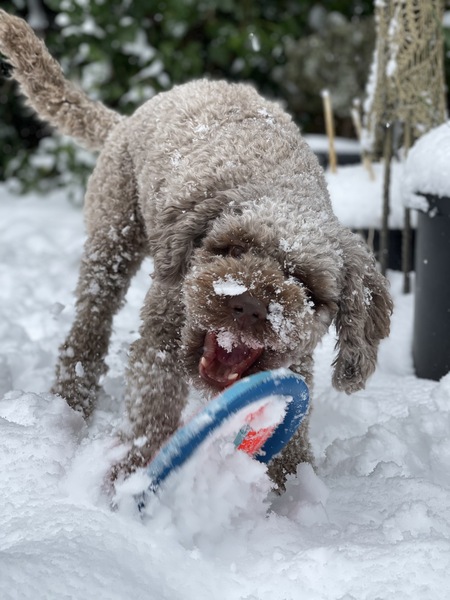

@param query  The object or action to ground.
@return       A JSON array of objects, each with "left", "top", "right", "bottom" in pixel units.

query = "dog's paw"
[
  {"left": 332, "top": 349, "right": 376, "bottom": 394},
  {"left": 108, "top": 439, "right": 155, "bottom": 485}
]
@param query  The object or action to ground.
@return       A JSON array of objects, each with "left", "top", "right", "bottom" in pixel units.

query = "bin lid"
[{"left": 404, "top": 121, "right": 450, "bottom": 212}]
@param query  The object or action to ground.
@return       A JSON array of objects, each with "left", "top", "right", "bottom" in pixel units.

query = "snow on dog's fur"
[{"left": 0, "top": 10, "right": 392, "bottom": 490}]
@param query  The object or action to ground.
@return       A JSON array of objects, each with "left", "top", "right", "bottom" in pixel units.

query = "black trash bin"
[{"left": 413, "top": 194, "right": 450, "bottom": 380}]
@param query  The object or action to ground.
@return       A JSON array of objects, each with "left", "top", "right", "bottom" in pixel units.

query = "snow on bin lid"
[
  {"left": 326, "top": 162, "right": 409, "bottom": 230},
  {"left": 403, "top": 121, "right": 450, "bottom": 211}
]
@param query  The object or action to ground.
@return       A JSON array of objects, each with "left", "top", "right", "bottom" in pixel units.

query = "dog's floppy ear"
[
  {"left": 332, "top": 232, "right": 393, "bottom": 394},
  {"left": 151, "top": 194, "right": 225, "bottom": 284}
]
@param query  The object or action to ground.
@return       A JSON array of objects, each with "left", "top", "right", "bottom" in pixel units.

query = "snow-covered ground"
[{"left": 1, "top": 184, "right": 450, "bottom": 600}]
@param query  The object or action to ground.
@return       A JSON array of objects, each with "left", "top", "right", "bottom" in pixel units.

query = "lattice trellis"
[
  {"left": 361, "top": 0, "right": 447, "bottom": 289},
  {"left": 362, "top": 0, "right": 446, "bottom": 157}
]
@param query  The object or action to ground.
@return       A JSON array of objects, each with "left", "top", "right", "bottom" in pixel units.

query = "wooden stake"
[
  {"left": 351, "top": 103, "right": 375, "bottom": 181},
  {"left": 321, "top": 89, "right": 337, "bottom": 173}
]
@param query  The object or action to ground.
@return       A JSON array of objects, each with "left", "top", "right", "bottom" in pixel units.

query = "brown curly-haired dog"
[{"left": 0, "top": 10, "right": 392, "bottom": 490}]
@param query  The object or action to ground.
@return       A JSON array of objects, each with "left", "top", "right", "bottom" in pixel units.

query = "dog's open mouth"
[{"left": 199, "top": 331, "right": 264, "bottom": 389}]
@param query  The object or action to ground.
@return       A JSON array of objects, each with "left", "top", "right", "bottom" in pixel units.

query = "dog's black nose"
[{"left": 228, "top": 292, "right": 267, "bottom": 327}]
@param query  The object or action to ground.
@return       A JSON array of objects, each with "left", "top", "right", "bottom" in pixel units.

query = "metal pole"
[
  {"left": 402, "top": 121, "right": 412, "bottom": 293},
  {"left": 380, "top": 123, "right": 393, "bottom": 275}
]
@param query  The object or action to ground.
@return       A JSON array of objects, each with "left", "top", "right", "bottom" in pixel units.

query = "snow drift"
[{"left": 1, "top": 186, "right": 449, "bottom": 600}]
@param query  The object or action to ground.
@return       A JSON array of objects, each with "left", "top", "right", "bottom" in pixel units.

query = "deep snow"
[{"left": 1, "top": 184, "right": 450, "bottom": 600}]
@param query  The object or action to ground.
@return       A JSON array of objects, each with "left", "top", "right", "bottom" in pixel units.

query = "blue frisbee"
[{"left": 143, "top": 368, "right": 309, "bottom": 495}]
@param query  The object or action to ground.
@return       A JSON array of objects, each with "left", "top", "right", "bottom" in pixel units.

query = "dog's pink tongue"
[{"left": 200, "top": 332, "right": 263, "bottom": 389}]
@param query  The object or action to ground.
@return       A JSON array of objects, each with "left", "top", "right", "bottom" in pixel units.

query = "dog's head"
[
  {"left": 180, "top": 211, "right": 341, "bottom": 393},
  {"left": 152, "top": 173, "right": 392, "bottom": 396},
  {"left": 178, "top": 196, "right": 392, "bottom": 396}
]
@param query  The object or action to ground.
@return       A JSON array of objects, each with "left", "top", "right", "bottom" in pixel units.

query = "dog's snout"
[{"left": 228, "top": 292, "right": 267, "bottom": 327}]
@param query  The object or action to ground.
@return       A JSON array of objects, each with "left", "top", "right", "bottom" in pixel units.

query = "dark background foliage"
[{"left": 1, "top": 0, "right": 446, "bottom": 194}]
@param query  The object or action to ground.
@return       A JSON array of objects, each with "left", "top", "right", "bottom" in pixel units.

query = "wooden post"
[
  {"left": 351, "top": 101, "right": 375, "bottom": 181},
  {"left": 321, "top": 89, "right": 337, "bottom": 173}
]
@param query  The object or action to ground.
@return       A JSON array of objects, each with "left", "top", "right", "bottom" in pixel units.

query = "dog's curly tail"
[{"left": 0, "top": 10, "right": 122, "bottom": 151}]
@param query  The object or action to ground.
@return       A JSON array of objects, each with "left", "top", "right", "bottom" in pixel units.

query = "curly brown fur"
[{"left": 0, "top": 11, "right": 393, "bottom": 492}]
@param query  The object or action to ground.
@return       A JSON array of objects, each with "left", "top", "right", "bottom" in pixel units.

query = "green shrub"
[{"left": 0, "top": 0, "right": 376, "bottom": 194}]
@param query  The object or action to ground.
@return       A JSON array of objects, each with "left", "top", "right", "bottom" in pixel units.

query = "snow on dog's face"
[{"left": 181, "top": 216, "right": 340, "bottom": 393}]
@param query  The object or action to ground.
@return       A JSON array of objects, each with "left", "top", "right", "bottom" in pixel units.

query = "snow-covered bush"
[{"left": 279, "top": 10, "right": 375, "bottom": 134}]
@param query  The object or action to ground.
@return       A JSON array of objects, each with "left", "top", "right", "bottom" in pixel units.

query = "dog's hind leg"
[
  {"left": 110, "top": 280, "right": 189, "bottom": 480},
  {"left": 51, "top": 145, "right": 147, "bottom": 418}
]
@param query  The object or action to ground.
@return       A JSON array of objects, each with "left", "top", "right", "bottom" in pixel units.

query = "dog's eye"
[
  {"left": 228, "top": 245, "right": 245, "bottom": 258},
  {"left": 288, "top": 273, "right": 316, "bottom": 304},
  {"left": 193, "top": 235, "right": 204, "bottom": 248},
  {"left": 214, "top": 244, "right": 246, "bottom": 258}
]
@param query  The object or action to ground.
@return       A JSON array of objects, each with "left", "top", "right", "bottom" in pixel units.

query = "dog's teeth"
[
  {"left": 227, "top": 373, "right": 239, "bottom": 381},
  {"left": 200, "top": 357, "right": 208, "bottom": 367}
]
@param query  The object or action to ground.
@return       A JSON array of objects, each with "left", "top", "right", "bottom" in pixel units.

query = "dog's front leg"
[
  {"left": 51, "top": 142, "right": 147, "bottom": 418},
  {"left": 111, "top": 280, "right": 188, "bottom": 481},
  {"left": 267, "top": 358, "right": 315, "bottom": 491},
  {"left": 52, "top": 217, "right": 146, "bottom": 418}
]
